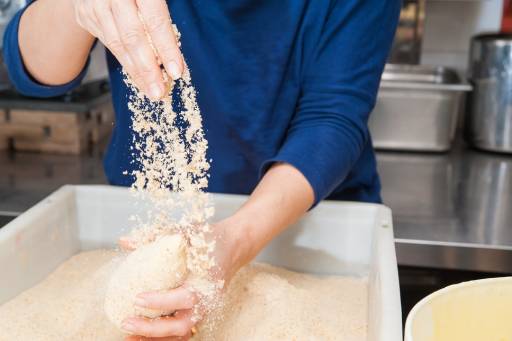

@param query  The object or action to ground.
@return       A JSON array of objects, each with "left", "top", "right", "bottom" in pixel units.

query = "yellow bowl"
[{"left": 405, "top": 277, "right": 512, "bottom": 341}]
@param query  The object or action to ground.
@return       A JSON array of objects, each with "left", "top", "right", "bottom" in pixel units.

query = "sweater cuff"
[
  {"left": 259, "top": 123, "right": 361, "bottom": 208},
  {"left": 260, "top": 156, "right": 320, "bottom": 209},
  {"left": 260, "top": 140, "right": 332, "bottom": 209}
]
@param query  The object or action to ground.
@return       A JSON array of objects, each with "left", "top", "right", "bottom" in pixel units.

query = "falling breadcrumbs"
[{"left": 0, "top": 22, "right": 369, "bottom": 341}]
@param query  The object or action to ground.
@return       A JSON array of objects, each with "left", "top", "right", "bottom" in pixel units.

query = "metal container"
[
  {"left": 388, "top": 0, "right": 425, "bottom": 64},
  {"left": 466, "top": 33, "right": 512, "bottom": 153},
  {"left": 457, "top": 150, "right": 512, "bottom": 246},
  {"left": 369, "top": 64, "right": 471, "bottom": 152}
]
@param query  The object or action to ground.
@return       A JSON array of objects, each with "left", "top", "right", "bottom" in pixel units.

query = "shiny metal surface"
[
  {"left": 1, "top": 142, "right": 512, "bottom": 273},
  {"left": 379, "top": 143, "right": 512, "bottom": 273},
  {"left": 388, "top": 0, "right": 425, "bottom": 65},
  {"left": 467, "top": 34, "right": 512, "bottom": 153},
  {"left": 0, "top": 0, "right": 25, "bottom": 46},
  {"left": 0, "top": 145, "right": 107, "bottom": 213},
  {"left": 0, "top": 0, "right": 26, "bottom": 89},
  {"left": 370, "top": 65, "right": 471, "bottom": 152},
  {"left": 380, "top": 64, "right": 471, "bottom": 91}
]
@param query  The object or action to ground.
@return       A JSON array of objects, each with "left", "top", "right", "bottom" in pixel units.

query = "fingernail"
[
  {"left": 121, "top": 321, "right": 136, "bottom": 333},
  {"left": 134, "top": 296, "right": 147, "bottom": 307},
  {"left": 166, "top": 61, "right": 182, "bottom": 80},
  {"left": 149, "top": 83, "right": 163, "bottom": 99}
]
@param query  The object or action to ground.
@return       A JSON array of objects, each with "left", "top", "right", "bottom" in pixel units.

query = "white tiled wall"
[{"left": 421, "top": 0, "right": 503, "bottom": 72}]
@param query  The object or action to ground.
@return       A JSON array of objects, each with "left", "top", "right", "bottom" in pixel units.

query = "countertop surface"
[
  {"left": 1, "top": 140, "right": 511, "bottom": 273},
  {"left": 378, "top": 143, "right": 512, "bottom": 273}
]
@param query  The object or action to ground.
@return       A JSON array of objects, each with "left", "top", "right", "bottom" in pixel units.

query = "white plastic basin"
[{"left": 0, "top": 185, "right": 402, "bottom": 340}]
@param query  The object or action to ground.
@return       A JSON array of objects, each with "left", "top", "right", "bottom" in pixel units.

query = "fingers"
[
  {"left": 135, "top": 287, "right": 198, "bottom": 311},
  {"left": 92, "top": 0, "right": 145, "bottom": 92},
  {"left": 125, "top": 333, "right": 191, "bottom": 341},
  {"left": 122, "top": 310, "right": 195, "bottom": 338},
  {"left": 74, "top": 0, "right": 102, "bottom": 38},
  {"left": 111, "top": 0, "right": 165, "bottom": 100},
  {"left": 119, "top": 236, "right": 137, "bottom": 251},
  {"left": 136, "top": 0, "right": 183, "bottom": 80},
  {"left": 74, "top": 0, "right": 182, "bottom": 99}
]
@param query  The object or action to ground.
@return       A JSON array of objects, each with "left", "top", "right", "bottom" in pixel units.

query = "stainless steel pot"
[
  {"left": 457, "top": 150, "right": 512, "bottom": 245},
  {"left": 466, "top": 33, "right": 512, "bottom": 153}
]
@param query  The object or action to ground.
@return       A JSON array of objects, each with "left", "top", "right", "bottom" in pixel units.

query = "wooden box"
[{"left": 0, "top": 99, "right": 114, "bottom": 155}]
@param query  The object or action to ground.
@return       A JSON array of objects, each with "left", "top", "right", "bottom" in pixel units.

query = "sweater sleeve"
[
  {"left": 260, "top": 0, "right": 400, "bottom": 206},
  {"left": 2, "top": 3, "right": 90, "bottom": 98}
]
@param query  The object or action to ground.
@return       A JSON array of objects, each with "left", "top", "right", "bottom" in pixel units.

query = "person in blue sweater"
[{"left": 4, "top": 0, "right": 399, "bottom": 338}]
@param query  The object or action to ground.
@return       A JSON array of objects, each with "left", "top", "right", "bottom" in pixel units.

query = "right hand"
[
  {"left": 117, "top": 218, "right": 249, "bottom": 340},
  {"left": 72, "top": 0, "right": 184, "bottom": 100}
]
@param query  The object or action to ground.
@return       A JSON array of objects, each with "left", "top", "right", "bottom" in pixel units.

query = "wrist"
[{"left": 217, "top": 213, "right": 256, "bottom": 277}]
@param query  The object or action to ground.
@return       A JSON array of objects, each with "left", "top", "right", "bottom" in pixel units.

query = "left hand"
[
  {"left": 119, "top": 216, "right": 248, "bottom": 340},
  {"left": 72, "top": 0, "right": 184, "bottom": 100}
]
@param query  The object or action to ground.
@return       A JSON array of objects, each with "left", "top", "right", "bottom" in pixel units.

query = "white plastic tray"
[{"left": 0, "top": 185, "right": 402, "bottom": 340}]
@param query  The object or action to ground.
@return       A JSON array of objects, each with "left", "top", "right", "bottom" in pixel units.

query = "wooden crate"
[
  {"left": 0, "top": 101, "right": 114, "bottom": 154},
  {"left": 0, "top": 110, "right": 7, "bottom": 150}
]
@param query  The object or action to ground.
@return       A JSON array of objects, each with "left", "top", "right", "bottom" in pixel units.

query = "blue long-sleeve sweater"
[{"left": 3, "top": 0, "right": 400, "bottom": 205}]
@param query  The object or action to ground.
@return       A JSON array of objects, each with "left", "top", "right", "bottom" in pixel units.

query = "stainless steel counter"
[
  {"left": 0, "top": 146, "right": 107, "bottom": 213},
  {"left": 378, "top": 144, "right": 512, "bottom": 273},
  {"left": 0, "top": 142, "right": 511, "bottom": 273}
]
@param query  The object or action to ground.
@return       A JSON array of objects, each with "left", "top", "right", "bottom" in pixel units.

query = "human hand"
[
  {"left": 118, "top": 163, "right": 313, "bottom": 339},
  {"left": 72, "top": 0, "right": 184, "bottom": 100},
  {"left": 122, "top": 289, "right": 197, "bottom": 341},
  {"left": 118, "top": 217, "right": 248, "bottom": 340}
]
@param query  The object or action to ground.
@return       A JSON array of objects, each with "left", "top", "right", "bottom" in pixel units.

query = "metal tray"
[
  {"left": 381, "top": 64, "right": 466, "bottom": 87},
  {"left": 370, "top": 65, "right": 471, "bottom": 152}
]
